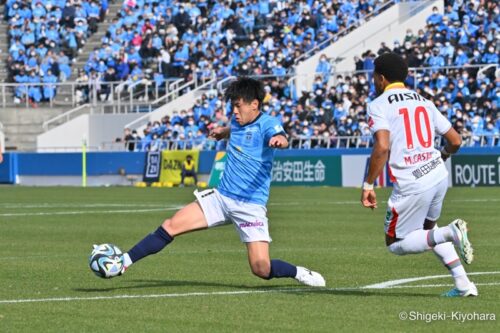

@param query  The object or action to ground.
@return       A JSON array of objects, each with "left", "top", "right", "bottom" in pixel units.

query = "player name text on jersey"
[
  {"left": 387, "top": 92, "right": 427, "bottom": 104},
  {"left": 404, "top": 152, "right": 434, "bottom": 166}
]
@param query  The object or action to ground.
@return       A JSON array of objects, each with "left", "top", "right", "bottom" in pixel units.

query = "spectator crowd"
[{"left": 2, "top": 0, "right": 498, "bottom": 147}]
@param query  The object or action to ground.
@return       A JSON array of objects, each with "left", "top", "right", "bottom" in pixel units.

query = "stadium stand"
[
  {"left": 82, "top": 0, "right": 392, "bottom": 91},
  {"left": 120, "top": 0, "right": 498, "bottom": 151},
  {"left": 5, "top": 0, "right": 108, "bottom": 105},
  {"left": 1, "top": 0, "right": 498, "bottom": 151}
]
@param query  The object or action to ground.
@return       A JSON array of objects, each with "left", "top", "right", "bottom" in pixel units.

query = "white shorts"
[
  {"left": 384, "top": 177, "right": 448, "bottom": 239},
  {"left": 194, "top": 189, "right": 271, "bottom": 243}
]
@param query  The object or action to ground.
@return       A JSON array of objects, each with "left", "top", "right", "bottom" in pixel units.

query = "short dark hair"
[
  {"left": 224, "top": 77, "right": 265, "bottom": 109},
  {"left": 374, "top": 53, "right": 408, "bottom": 82}
]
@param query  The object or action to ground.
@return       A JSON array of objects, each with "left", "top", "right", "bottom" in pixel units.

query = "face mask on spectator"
[
  {"left": 475, "top": 92, "right": 481, "bottom": 98},
  {"left": 488, "top": 47, "right": 494, "bottom": 53}
]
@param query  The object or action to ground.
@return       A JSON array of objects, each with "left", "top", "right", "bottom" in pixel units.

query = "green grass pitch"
[{"left": 0, "top": 186, "right": 499, "bottom": 332}]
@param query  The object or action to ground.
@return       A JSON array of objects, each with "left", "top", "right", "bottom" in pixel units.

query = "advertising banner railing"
[{"left": 452, "top": 155, "right": 500, "bottom": 187}]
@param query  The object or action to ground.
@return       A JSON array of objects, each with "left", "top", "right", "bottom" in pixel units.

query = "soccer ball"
[{"left": 89, "top": 243, "right": 124, "bottom": 279}]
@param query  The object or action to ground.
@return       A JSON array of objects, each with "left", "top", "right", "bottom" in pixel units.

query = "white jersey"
[{"left": 367, "top": 87, "right": 451, "bottom": 194}]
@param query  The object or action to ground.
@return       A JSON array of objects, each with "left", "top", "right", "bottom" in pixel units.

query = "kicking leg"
[
  {"left": 122, "top": 202, "right": 208, "bottom": 269},
  {"left": 245, "top": 241, "right": 325, "bottom": 287},
  {"left": 386, "top": 221, "right": 460, "bottom": 255}
]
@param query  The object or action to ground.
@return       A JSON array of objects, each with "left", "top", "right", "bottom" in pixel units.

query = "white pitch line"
[
  {"left": 0, "top": 203, "right": 169, "bottom": 209},
  {"left": 362, "top": 271, "right": 500, "bottom": 289},
  {"left": 386, "top": 282, "right": 500, "bottom": 289},
  {"left": 0, "top": 282, "right": 498, "bottom": 305},
  {"left": 0, "top": 287, "right": 337, "bottom": 304},
  {"left": 0, "top": 207, "right": 183, "bottom": 217},
  {"left": 1, "top": 198, "right": 498, "bottom": 211},
  {"left": 269, "top": 201, "right": 359, "bottom": 206},
  {"left": 1, "top": 273, "right": 499, "bottom": 305},
  {"left": 269, "top": 198, "right": 500, "bottom": 206}
]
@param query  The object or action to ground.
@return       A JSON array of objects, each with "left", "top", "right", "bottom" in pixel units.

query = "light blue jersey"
[{"left": 218, "top": 113, "right": 285, "bottom": 206}]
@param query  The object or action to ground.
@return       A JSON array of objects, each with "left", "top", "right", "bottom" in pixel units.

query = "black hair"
[
  {"left": 224, "top": 77, "right": 265, "bottom": 109},
  {"left": 374, "top": 53, "right": 408, "bottom": 82}
]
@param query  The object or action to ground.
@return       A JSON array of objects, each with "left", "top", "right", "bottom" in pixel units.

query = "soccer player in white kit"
[{"left": 361, "top": 53, "right": 477, "bottom": 297}]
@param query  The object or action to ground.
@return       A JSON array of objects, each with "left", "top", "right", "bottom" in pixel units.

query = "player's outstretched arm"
[
  {"left": 269, "top": 135, "right": 289, "bottom": 149},
  {"left": 361, "top": 130, "right": 390, "bottom": 209},
  {"left": 209, "top": 127, "right": 230, "bottom": 141}
]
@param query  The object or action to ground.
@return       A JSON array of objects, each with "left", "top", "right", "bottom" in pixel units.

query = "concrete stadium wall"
[
  {"left": 37, "top": 114, "right": 89, "bottom": 152},
  {"left": 37, "top": 114, "right": 143, "bottom": 152}
]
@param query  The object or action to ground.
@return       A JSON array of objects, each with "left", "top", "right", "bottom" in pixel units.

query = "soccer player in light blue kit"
[{"left": 115, "top": 77, "right": 325, "bottom": 286}]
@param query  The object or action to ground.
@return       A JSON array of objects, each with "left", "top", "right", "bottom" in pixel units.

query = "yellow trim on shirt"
[{"left": 384, "top": 82, "right": 406, "bottom": 91}]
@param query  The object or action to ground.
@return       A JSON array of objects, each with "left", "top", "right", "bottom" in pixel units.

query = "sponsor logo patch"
[{"left": 239, "top": 221, "right": 265, "bottom": 228}]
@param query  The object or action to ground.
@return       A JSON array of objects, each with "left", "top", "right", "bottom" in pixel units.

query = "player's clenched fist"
[
  {"left": 209, "top": 127, "right": 230, "bottom": 141},
  {"left": 269, "top": 135, "right": 288, "bottom": 148}
]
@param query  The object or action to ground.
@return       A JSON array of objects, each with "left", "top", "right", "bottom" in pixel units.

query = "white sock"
[
  {"left": 388, "top": 230, "right": 431, "bottom": 255},
  {"left": 433, "top": 242, "right": 471, "bottom": 290},
  {"left": 123, "top": 253, "right": 133, "bottom": 267},
  {"left": 427, "top": 226, "right": 454, "bottom": 246}
]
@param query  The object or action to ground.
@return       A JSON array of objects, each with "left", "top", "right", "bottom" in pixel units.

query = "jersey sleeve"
[
  {"left": 263, "top": 116, "right": 286, "bottom": 144},
  {"left": 367, "top": 102, "right": 390, "bottom": 134},
  {"left": 432, "top": 105, "right": 452, "bottom": 135}
]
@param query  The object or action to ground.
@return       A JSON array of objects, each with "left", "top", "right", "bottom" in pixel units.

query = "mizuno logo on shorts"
[{"left": 239, "top": 221, "right": 264, "bottom": 228}]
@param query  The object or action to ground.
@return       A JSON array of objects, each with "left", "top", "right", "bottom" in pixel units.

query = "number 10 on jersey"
[{"left": 399, "top": 106, "right": 432, "bottom": 149}]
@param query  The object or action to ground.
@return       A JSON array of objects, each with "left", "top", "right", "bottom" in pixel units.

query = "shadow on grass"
[
  {"left": 73, "top": 279, "right": 299, "bottom": 293},
  {"left": 74, "top": 280, "right": 436, "bottom": 298},
  {"left": 285, "top": 288, "right": 437, "bottom": 298}
]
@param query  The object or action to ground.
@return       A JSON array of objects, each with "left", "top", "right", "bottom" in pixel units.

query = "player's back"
[{"left": 368, "top": 87, "right": 452, "bottom": 194}]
